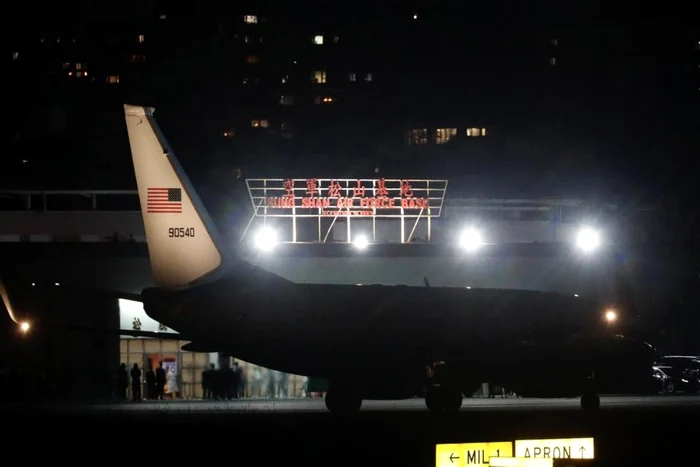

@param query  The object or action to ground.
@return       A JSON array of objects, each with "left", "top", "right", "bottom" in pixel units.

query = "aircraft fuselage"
[{"left": 141, "top": 275, "right": 654, "bottom": 399}]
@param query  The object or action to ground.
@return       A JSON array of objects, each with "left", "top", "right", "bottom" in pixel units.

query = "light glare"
[
  {"left": 459, "top": 228, "right": 483, "bottom": 252},
  {"left": 20, "top": 321, "right": 30, "bottom": 333},
  {"left": 254, "top": 227, "right": 278, "bottom": 251},
  {"left": 605, "top": 310, "right": 617, "bottom": 323},
  {"left": 576, "top": 227, "right": 600, "bottom": 252},
  {"left": 353, "top": 235, "right": 369, "bottom": 250}
]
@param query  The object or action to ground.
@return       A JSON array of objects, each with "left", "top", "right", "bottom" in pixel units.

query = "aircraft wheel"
[
  {"left": 425, "top": 387, "right": 442, "bottom": 412},
  {"left": 325, "top": 389, "right": 362, "bottom": 415},
  {"left": 425, "top": 386, "right": 462, "bottom": 413},
  {"left": 580, "top": 391, "right": 600, "bottom": 411},
  {"left": 664, "top": 381, "right": 675, "bottom": 394},
  {"left": 444, "top": 389, "right": 463, "bottom": 412}
]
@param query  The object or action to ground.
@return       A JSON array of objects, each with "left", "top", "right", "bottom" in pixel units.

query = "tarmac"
[
  {"left": 12, "top": 394, "right": 700, "bottom": 414},
  {"left": 5, "top": 395, "right": 698, "bottom": 466}
]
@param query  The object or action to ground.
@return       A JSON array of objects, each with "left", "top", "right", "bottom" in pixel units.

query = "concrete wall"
[
  {"left": 0, "top": 211, "right": 145, "bottom": 241},
  {"left": 0, "top": 244, "right": 153, "bottom": 293},
  {"left": 0, "top": 209, "right": 611, "bottom": 245}
]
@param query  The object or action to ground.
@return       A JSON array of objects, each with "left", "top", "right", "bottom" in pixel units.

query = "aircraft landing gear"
[
  {"left": 425, "top": 385, "right": 463, "bottom": 413},
  {"left": 325, "top": 388, "right": 362, "bottom": 415},
  {"left": 580, "top": 391, "right": 600, "bottom": 411}
]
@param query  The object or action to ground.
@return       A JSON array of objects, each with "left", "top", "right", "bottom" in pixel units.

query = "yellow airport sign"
[
  {"left": 490, "top": 458, "right": 553, "bottom": 467},
  {"left": 514, "top": 438, "right": 594, "bottom": 460},
  {"left": 437, "top": 442, "right": 514, "bottom": 467}
]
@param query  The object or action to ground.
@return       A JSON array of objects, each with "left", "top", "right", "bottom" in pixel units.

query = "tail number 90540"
[{"left": 169, "top": 227, "right": 195, "bottom": 238}]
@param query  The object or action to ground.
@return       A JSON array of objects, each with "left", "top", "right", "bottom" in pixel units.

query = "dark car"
[
  {"left": 653, "top": 356, "right": 700, "bottom": 394},
  {"left": 652, "top": 365, "right": 698, "bottom": 394}
]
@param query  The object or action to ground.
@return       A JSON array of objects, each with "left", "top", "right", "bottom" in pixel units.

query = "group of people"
[
  {"left": 202, "top": 362, "right": 243, "bottom": 400},
  {"left": 117, "top": 361, "right": 174, "bottom": 401}
]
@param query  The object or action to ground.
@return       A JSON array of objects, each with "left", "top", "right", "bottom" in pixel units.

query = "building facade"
[{"left": 6, "top": 5, "right": 698, "bottom": 200}]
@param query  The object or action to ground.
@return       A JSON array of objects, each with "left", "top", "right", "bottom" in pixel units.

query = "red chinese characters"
[
  {"left": 328, "top": 179, "right": 343, "bottom": 198},
  {"left": 266, "top": 177, "right": 429, "bottom": 211},
  {"left": 352, "top": 180, "right": 366, "bottom": 197},
  {"left": 376, "top": 178, "right": 389, "bottom": 197},
  {"left": 400, "top": 180, "right": 413, "bottom": 197},
  {"left": 283, "top": 179, "right": 295, "bottom": 197},
  {"left": 305, "top": 178, "right": 319, "bottom": 197}
]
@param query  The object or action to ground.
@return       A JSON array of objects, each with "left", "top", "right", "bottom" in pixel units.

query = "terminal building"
[{"left": 0, "top": 179, "right": 678, "bottom": 400}]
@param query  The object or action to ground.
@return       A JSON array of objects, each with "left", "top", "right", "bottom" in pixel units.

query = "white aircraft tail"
[{"left": 123, "top": 104, "right": 226, "bottom": 289}]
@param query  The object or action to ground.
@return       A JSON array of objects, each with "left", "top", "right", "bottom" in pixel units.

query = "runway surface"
[
  {"left": 6, "top": 396, "right": 699, "bottom": 466},
  {"left": 11, "top": 394, "right": 700, "bottom": 414}
]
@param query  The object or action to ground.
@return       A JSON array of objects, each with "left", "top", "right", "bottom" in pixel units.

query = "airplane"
[{"left": 1, "top": 104, "right": 657, "bottom": 414}]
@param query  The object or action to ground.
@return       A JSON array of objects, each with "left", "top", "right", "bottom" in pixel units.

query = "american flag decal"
[{"left": 147, "top": 187, "right": 182, "bottom": 213}]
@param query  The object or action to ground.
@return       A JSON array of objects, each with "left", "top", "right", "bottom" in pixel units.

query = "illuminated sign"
[
  {"left": 514, "top": 438, "right": 594, "bottom": 460},
  {"left": 118, "top": 298, "right": 176, "bottom": 338},
  {"left": 436, "top": 442, "right": 513, "bottom": 467},
  {"left": 246, "top": 178, "right": 448, "bottom": 218},
  {"left": 490, "top": 459, "right": 553, "bottom": 467}
]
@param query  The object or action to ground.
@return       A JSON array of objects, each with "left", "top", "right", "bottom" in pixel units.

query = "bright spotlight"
[
  {"left": 19, "top": 321, "right": 30, "bottom": 333},
  {"left": 254, "top": 227, "right": 278, "bottom": 251},
  {"left": 576, "top": 227, "right": 601, "bottom": 253},
  {"left": 605, "top": 310, "right": 617, "bottom": 323},
  {"left": 459, "top": 228, "right": 483, "bottom": 252},
  {"left": 353, "top": 235, "right": 369, "bottom": 250}
]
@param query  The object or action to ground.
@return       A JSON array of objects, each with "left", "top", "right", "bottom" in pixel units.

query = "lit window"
[
  {"left": 131, "top": 54, "right": 146, "bottom": 63},
  {"left": 549, "top": 57, "right": 556, "bottom": 66},
  {"left": 251, "top": 119, "right": 269, "bottom": 128},
  {"left": 138, "top": 34, "right": 145, "bottom": 43},
  {"left": 76, "top": 63, "right": 83, "bottom": 70},
  {"left": 244, "top": 36, "right": 251, "bottom": 43},
  {"left": 281, "top": 75, "right": 288, "bottom": 84},
  {"left": 407, "top": 129, "right": 428, "bottom": 145},
  {"left": 62, "top": 62, "right": 71, "bottom": 69},
  {"left": 333, "top": 36, "right": 340, "bottom": 43},
  {"left": 551, "top": 38, "right": 558, "bottom": 46},
  {"left": 13, "top": 52, "right": 19, "bottom": 60},
  {"left": 365, "top": 72, "right": 372, "bottom": 82},
  {"left": 159, "top": 14, "right": 166, "bottom": 20},
  {"left": 349, "top": 73, "right": 356, "bottom": 82},
  {"left": 313, "top": 70, "right": 326, "bottom": 84},
  {"left": 280, "top": 95, "right": 295, "bottom": 106},
  {"left": 313, "top": 35, "right": 324, "bottom": 45},
  {"left": 107, "top": 75, "right": 120, "bottom": 84},
  {"left": 435, "top": 128, "right": 457, "bottom": 144},
  {"left": 466, "top": 128, "right": 486, "bottom": 137},
  {"left": 314, "top": 96, "right": 334, "bottom": 104},
  {"left": 246, "top": 55, "right": 259, "bottom": 64},
  {"left": 244, "top": 15, "right": 258, "bottom": 24}
]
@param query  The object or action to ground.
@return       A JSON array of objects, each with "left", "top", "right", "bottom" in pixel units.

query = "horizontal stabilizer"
[
  {"left": 50, "top": 284, "right": 143, "bottom": 303},
  {"left": 181, "top": 342, "right": 219, "bottom": 352},
  {"left": 0, "top": 278, "right": 20, "bottom": 323},
  {"left": 65, "top": 324, "right": 185, "bottom": 340}
]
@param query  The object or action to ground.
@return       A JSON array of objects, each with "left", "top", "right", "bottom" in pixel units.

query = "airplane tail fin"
[{"left": 123, "top": 104, "right": 226, "bottom": 289}]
